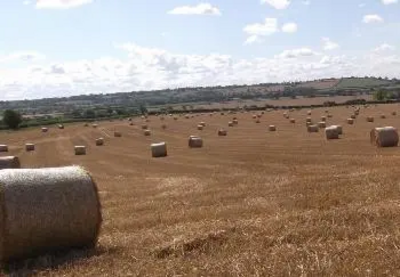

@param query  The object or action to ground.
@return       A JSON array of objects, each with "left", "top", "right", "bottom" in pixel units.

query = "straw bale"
[
  {"left": 41, "top": 127, "right": 48, "bottom": 133},
  {"left": 367, "top": 116, "right": 374, "bottom": 122},
  {"left": 307, "top": 110, "right": 312, "bottom": 115},
  {"left": 114, "top": 131, "right": 122, "bottom": 138},
  {"left": 306, "top": 117, "right": 312, "bottom": 123},
  {"left": 142, "top": 124, "right": 148, "bottom": 130},
  {"left": 199, "top": 122, "right": 206, "bottom": 127},
  {"left": 347, "top": 118, "right": 354, "bottom": 125},
  {"left": 0, "top": 166, "right": 102, "bottom": 262},
  {"left": 58, "top": 124, "right": 64, "bottom": 130},
  {"left": 151, "top": 142, "right": 167, "bottom": 157},
  {"left": 350, "top": 114, "right": 356, "bottom": 119},
  {"left": 380, "top": 114, "right": 386, "bottom": 119},
  {"left": 218, "top": 129, "right": 227, "bottom": 136},
  {"left": 228, "top": 122, "right": 234, "bottom": 127},
  {"left": 92, "top": 124, "right": 98, "bottom": 128},
  {"left": 96, "top": 138, "right": 104, "bottom": 146},
  {"left": 392, "top": 111, "right": 397, "bottom": 116},
  {"left": 269, "top": 125, "right": 276, "bottom": 132},
  {"left": 197, "top": 125, "right": 203, "bottom": 131},
  {"left": 318, "top": 121, "right": 326, "bottom": 129},
  {"left": 144, "top": 129, "right": 151, "bottom": 136},
  {"left": 290, "top": 118, "right": 296, "bottom": 123},
  {"left": 188, "top": 136, "right": 203, "bottom": 148},
  {"left": 0, "top": 156, "right": 20, "bottom": 170},
  {"left": 25, "top": 143, "right": 35, "bottom": 152},
  {"left": 74, "top": 146, "right": 86, "bottom": 155},
  {"left": 233, "top": 119, "right": 239, "bottom": 125},
  {"left": 161, "top": 124, "right": 167, "bottom": 130},
  {"left": 325, "top": 126, "right": 340, "bottom": 140},
  {"left": 308, "top": 125, "right": 319, "bottom": 133},
  {"left": 370, "top": 126, "right": 399, "bottom": 147},
  {"left": 321, "top": 116, "right": 326, "bottom": 122},
  {"left": 0, "top": 145, "right": 8, "bottom": 152}
]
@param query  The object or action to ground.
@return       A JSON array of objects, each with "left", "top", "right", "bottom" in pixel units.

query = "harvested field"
[{"left": 2, "top": 104, "right": 400, "bottom": 276}]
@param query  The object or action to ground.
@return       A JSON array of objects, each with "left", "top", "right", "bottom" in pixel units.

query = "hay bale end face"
[
  {"left": 0, "top": 166, "right": 102, "bottom": 262},
  {"left": 347, "top": 118, "right": 354, "bottom": 125},
  {"left": 370, "top": 126, "right": 399, "bottom": 147},
  {"left": 114, "top": 131, "right": 122, "bottom": 138},
  {"left": 0, "top": 156, "right": 21, "bottom": 170},
  {"left": 151, "top": 142, "right": 167, "bottom": 157},
  {"left": 25, "top": 143, "right": 35, "bottom": 152},
  {"left": 58, "top": 124, "right": 64, "bottom": 130},
  {"left": 74, "top": 146, "right": 87, "bottom": 155},
  {"left": 144, "top": 129, "right": 151, "bottom": 136},
  {"left": 0, "top": 145, "right": 9, "bottom": 152},
  {"left": 41, "top": 127, "right": 48, "bottom": 133},
  {"left": 325, "top": 126, "right": 340, "bottom": 140},
  {"left": 367, "top": 116, "right": 374, "bottom": 122},
  {"left": 96, "top": 138, "right": 104, "bottom": 146},
  {"left": 233, "top": 119, "right": 239, "bottom": 125},
  {"left": 197, "top": 125, "right": 204, "bottom": 131},
  {"left": 269, "top": 125, "right": 276, "bottom": 132},
  {"left": 290, "top": 118, "right": 296, "bottom": 124},
  {"left": 189, "top": 136, "right": 203, "bottom": 148}
]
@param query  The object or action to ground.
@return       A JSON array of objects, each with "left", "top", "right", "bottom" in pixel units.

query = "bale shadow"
[{"left": 1, "top": 245, "right": 120, "bottom": 276}]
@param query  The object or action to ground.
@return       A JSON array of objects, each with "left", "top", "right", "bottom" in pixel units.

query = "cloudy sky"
[{"left": 1, "top": 0, "right": 399, "bottom": 100}]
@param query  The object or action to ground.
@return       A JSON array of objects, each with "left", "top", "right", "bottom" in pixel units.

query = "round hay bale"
[
  {"left": 25, "top": 143, "right": 35, "bottom": 152},
  {"left": 331, "top": 125, "right": 343, "bottom": 135},
  {"left": 151, "top": 142, "right": 167, "bottom": 158},
  {"left": 307, "top": 110, "right": 312, "bottom": 116},
  {"left": 218, "top": 129, "right": 227, "bottom": 136},
  {"left": 174, "top": 116, "right": 178, "bottom": 121},
  {"left": 367, "top": 116, "right": 374, "bottom": 122},
  {"left": 185, "top": 115, "right": 190, "bottom": 119},
  {"left": 370, "top": 126, "right": 399, "bottom": 147},
  {"left": 380, "top": 114, "right": 386, "bottom": 119},
  {"left": 41, "top": 127, "right": 48, "bottom": 133},
  {"left": 58, "top": 124, "right": 64, "bottom": 130},
  {"left": 228, "top": 122, "right": 234, "bottom": 127},
  {"left": 199, "top": 122, "right": 206, "bottom": 127},
  {"left": 347, "top": 118, "right": 354, "bottom": 125},
  {"left": 161, "top": 124, "right": 167, "bottom": 130},
  {"left": 252, "top": 115, "right": 257, "bottom": 119},
  {"left": 325, "top": 110, "right": 329, "bottom": 114},
  {"left": 392, "top": 111, "right": 397, "bottom": 116},
  {"left": 92, "top": 124, "right": 98, "bottom": 128},
  {"left": 233, "top": 119, "right": 239, "bottom": 125},
  {"left": 128, "top": 118, "right": 132, "bottom": 121},
  {"left": 325, "top": 126, "right": 340, "bottom": 140},
  {"left": 318, "top": 121, "right": 326, "bottom": 129},
  {"left": 189, "top": 136, "right": 203, "bottom": 148},
  {"left": 84, "top": 123, "right": 89, "bottom": 127},
  {"left": 0, "top": 166, "right": 101, "bottom": 262},
  {"left": 350, "top": 114, "right": 356, "bottom": 119},
  {"left": 144, "top": 129, "right": 151, "bottom": 136},
  {"left": 142, "top": 124, "right": 148, "bottom": 130},
  {"left": 255, "top": 119, "right": 261, "bottom": 124},
  {"left": 0, "top": 156, "right": 21, "bottom": 170},
  {"left": 0, "top": 145, "right": 9, "bottom": 153},
  {"left": 306, "top": 117, "right": 312, "bottom": 124},
  {"left": 95, "top": 138, "right": 104, "bottom": 146},
  {"left": 114, "top": 131, "right": 122, "bottom": 138},
  {"left": 74, "top": 146, "right": 86, "bottom": 155},
  {"left": 290, "top": 118, "right": 296, "bottom": 123},
  {"left": 257, "top": 114, "right": 262, "bottom": 119},
  {"left": 129, "top": 122, "right": 134, "bottom": 126},
  {"left": 269, "top": 125, "right": 276, "bottom": 132},
  {"left": 321, "top": 116, "right": 326, "bottom": 122},
  {"left": 307, "top": 124, "right": 319, "bottom": 133},
  {"left": 327, "top": 114, "right": 333, "bottom": 118},
  {"left": 197, "top": 125, "right": 204, "bottom": 131}
]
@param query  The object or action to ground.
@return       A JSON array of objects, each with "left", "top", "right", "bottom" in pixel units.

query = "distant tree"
[
  {"left": 139, "top": 104, "right": 148, "bottom": 115},
  {"left": 84, "top": 109, "right": 96, "bottom": 118},
  {"left": 3, "top": 110, "right": 22, "bottom": 129}
]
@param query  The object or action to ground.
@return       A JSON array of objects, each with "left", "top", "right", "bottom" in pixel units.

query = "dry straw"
[
  {"left": 325, "top": 126, "right": 340, "bottom": 140},
  {"left": 0, "top": 166, "right": 102, "bottom": 262},
  {"left": 151, "top": 142, "right": 167, "bottom": 157},
  {"left": 370, "top": 126, "right": 399, "bottom": 147},
  {"left": 0, "top": 156, "right": 21, "bottom": 170},
  {"left": 269, "top": 125, "right": 276, "bottom": 132}
]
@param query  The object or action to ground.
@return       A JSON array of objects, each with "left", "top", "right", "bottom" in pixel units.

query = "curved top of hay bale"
[{"left": 370, "top": 126, "right": 399, "bottom": 147}]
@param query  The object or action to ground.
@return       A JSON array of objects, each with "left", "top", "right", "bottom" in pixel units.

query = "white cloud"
[
  {"left": 1, "top": 43, "right": 400, "bottom": 100},
  {"left": 276, "top": 48, "right": 318, "bottom": 59},
  {"left": 373, "top": 43, "right": 396, "bottom": 52},
  {"left": 322, "top": 37, "right": 339, "bottom": 51},
  {"left": 382, "top": 0, "right": 398, "bottom": 5},
  {"left": 261, "top": 0, "right": 291, "bottom": 9},
  {"left": 281, "top": 22, "right": 298, "bottom": 33},
  {"left": 36, "top": 0, "right": 93, "bottom": 9},
  {"left": 363, "top": 14, "right": 384, "bottom": 23},
  {"left": 168, "top": 3, "right": 221, "bottom": 16},
  {"left": 243, "top": 18, "right": 278, "bottom": 44},
  {"left": 0, "top": 51, "right": 45, "bottom": 63}
]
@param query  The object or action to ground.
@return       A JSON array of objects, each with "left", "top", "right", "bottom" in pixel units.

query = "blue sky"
[{"left": 0, "top": 0, "right": 399, "bottom": 100}]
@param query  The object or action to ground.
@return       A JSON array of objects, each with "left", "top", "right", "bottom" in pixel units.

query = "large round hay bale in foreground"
[
  {"left": 325, "top": 126, "right": 340, "bottom": 140},
  {"left": 189, "top": 136, "right": 203, "bottom": 148},
  {"left": 0, "top": 166, "right": 102, "bottom": 262},
  {"left": 307, "top": 125, "right": 319, "bottom": 133},
  {"left": 25, "top": 143, "right": 35, "bottom": 152},
  {"left": 0, "top": 156, "right": 21, "bottom": 169},
  {"left": 95, "top": 138, "right": 104, "bottom": 146},
  {"left": 269, "top": 125, "right": 276, "bottom": 132},
  {"left": 370, "top": 126, "right": 399, "bottom": 147},
  {"left": 331, "top": 125, "right": 343, "bottom": 135},
  {"left": 74, "top": 146, "right": 86, "bottom": 155},
  {"left": 0, "top": 145, "right": 8, "bottom": 152},
  {"left": 151, "top": 142, "right": 167, "bottom": 157}
]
